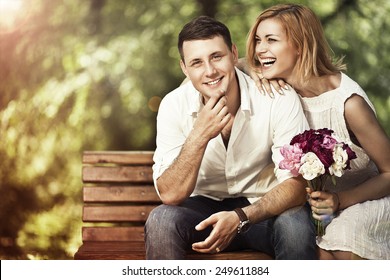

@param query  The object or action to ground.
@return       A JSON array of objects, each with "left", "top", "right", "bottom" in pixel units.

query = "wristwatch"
[{"left": 234, "top": 208, "right": 251, "bottom": 234}]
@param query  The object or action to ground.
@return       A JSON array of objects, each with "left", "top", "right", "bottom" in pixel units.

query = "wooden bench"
[{"left": 74, "top": 151, "right": 272, "bottom": 260}]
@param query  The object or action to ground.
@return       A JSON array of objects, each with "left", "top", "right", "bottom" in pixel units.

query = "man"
[{"left": 145, "top": 15, "right": 317, "bottom": 259}]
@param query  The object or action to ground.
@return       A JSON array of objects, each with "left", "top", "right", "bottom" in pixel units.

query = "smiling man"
[{"left": 144, "top": 15, "right": 317, "bottom": 260}]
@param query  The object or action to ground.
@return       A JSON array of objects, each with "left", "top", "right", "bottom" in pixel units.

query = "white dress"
[{"left": 298, "top": 73, "right": 390, "bottom": 259}]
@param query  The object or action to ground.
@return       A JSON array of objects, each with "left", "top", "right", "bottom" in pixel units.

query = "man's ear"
[
  {"left": 232, "top": 44, "right": 239, "bottom": 64},
  {"left": 180, "top": 60, "right": 189, "bottom": 77}
]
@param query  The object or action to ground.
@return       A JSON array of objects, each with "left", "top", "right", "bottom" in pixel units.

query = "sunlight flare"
[{"left": 0, "top": 0, "right": 27, "bottom": 33}]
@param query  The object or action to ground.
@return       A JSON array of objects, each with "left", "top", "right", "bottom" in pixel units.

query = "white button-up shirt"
[{"left": 153, "top": 68, "right": 309, "bottom": 202}]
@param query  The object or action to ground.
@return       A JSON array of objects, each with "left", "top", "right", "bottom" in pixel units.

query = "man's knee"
[
  {"left": 145, "top": 204, "right": 181, "bottom": 236},
  {"left": 273, "top": 205, "right": 317, "bottom": 259},
  {"left": 274, "top": 205, "right": 315, "bottom": 243},
  {"left": 145, "top": 204, "right": 188, "bottom": 259},
  {"left": 276, "top": 205, "right": 311, "bottom": 227}
]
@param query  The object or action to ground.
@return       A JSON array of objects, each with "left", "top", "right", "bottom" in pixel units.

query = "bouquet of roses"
[{"left": 279, "top": 128, "right": 357, "bottom": 235}]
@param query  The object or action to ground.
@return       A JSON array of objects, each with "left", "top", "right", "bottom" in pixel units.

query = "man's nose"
[{"left": 205, "top": 62, "right": 217, "bottom": 76}]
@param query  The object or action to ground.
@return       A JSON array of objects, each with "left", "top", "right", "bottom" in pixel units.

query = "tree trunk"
[
  {"left": 197, "top": 0, "right": 219, "bottom": 18},
  {"left": 89, "top": 0, "right": 106, "bottom": 34}
]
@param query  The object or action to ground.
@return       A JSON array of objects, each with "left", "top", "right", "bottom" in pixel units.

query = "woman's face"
[{"left": 255, "top": 18, "right": 299, "bottom": 82}]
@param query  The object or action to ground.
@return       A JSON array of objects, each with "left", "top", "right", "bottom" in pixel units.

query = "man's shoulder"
[
  {"left": 235, "top": 68, "right": 300, "bottom": 105},
  {"left": 273, "top": 86, "right": 300, "bottom": 102},
  {"left": 270, "top": 87, "right": 304, "bottom": 117},
  {"left": 159, "top": 81, "right": 199, "bottom": 114},
  {"left": 161, "top": 81, "right": 193, "bottom": 102},
  {"left": 236, "top": 68, "right": 258, "bottom": 91}
]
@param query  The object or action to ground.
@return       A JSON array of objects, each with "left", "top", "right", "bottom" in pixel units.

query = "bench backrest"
[
  {"left": 81, "top": 151, "right": 160, "bottom": 243},
  {"left": 79, "top": 151, "right": 273, "bottom": 260}
]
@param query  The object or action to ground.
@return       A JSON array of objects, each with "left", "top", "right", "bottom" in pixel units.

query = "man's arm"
[
  {"left": 244, "top": 176, "right": 307, "bottom": 222},
  {"left": 156, "top": 131, "right": 207, "bottom": 205},
  {"left": 245, "top": 88, "right": 309, "bottom": 219},
  {"left": 192, "top": 176, "right": 306, "bottom": 253},
  {"left": 192, "top": 89, "right": 309, "bottom": 253},
  {"left": 157, "top": 93, "right": 231, "bottom": 205}
]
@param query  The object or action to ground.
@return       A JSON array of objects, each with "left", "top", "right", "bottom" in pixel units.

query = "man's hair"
[
  {"left": 246, "top": 4, "right": 346, "bottom": 87},
  {"left": 178, "top": 15, "right": 233, "bottom": 63}
]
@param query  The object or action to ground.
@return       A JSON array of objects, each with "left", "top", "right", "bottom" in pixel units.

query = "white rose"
[
  {"left": 299, "top": 152, "right": 325, "bottom": 180},
  {"left": 329, "top": 144, "right": 348, "bottom": 177}
]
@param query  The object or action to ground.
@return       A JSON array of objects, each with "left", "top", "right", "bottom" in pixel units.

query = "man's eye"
[
  {"left": 191, "top": 61, "right": 201, "bottom": 67},
  {"left": 212, "top": 55, "right": 222, "bottom": 60}
]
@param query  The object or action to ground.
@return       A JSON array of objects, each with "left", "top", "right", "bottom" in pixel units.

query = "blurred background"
[{"left": 0, "top": 0, "right": 389, "bottom": 259}]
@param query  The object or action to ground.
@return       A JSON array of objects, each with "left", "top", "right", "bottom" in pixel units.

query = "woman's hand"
[
  {"left": 236, "top": 58, "right": 287, "bottom": 97},
  {"left": 306, "top": 188, "right": 340, "bottom": 221},
  {"left": 251, "top": 69, "right": 288, "bottom": 98}
]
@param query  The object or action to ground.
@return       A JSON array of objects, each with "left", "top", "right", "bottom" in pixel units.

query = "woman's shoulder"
[
  {"left": 344, "top": 94, "right": 371, "bottom": 114},
  {"left": 339, "top": 73, "right": 365, "bottom": 95},
  {"left": 339, "top": 72, "right": 376, "bottom": 113}
]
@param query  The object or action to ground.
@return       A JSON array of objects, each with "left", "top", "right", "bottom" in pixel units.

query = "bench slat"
[
  {"left": 74, "top": 241, "right": 273, "bottom": 260},
  {"left": 74, "top": 242, "right": 147, "bottom": 260},
  {"left": 77, "top": 241, "right": 146, "bottom": 252},
  {"left": 187, "top": 251, "right": 273, "bottom": 260},
  {"left": 83, "top": 151, "right": 153, "bottom": 165},
  {"left": 75, "top": 252, "right": 146, "bottom": 260},
  {"left": 83, "top": 205, "right": 155, "bottom": 222},
  {"left": 83, "top": 186, "right": 160, "bottom": 202},
  {"left": 83, "top": 166, "right": 153, "bottom": 183},
  {"left": 82, "top": 226, "right": 145, "bottom": 242}
]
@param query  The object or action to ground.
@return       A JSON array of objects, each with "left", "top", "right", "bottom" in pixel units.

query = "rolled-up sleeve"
[
  {"left": 270, "top": 87, "right": 309, "bottom": 183},
  {"left": 152, "top": 90, "right": 191, "bottom": 195}
]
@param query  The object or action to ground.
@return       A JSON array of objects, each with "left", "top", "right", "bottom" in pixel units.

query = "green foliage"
[
  {"left": 16, "top": 202, "right": 82, "bottom": 259},
  {"left": 322, "top": 0, "right": 390, "bottom": 129},
  {"left": 0, "top": 0, "right": 389, "bottom": 259}
]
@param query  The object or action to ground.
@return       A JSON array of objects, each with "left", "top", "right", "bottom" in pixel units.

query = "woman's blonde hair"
[{"left": 246, "top": 4, "right": 346, "bottom": 86}]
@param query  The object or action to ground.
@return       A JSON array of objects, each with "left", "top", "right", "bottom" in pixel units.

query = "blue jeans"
[{"left": 145, "top": 196, "right": 317, "bottom": 259}]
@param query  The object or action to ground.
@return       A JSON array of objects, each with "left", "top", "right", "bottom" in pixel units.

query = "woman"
[{"left": 245, "top": 3, "right": 390, "bottom": 259}]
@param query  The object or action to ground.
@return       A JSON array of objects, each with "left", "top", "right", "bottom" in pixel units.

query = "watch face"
[{"left": 239, "top": 220, "right": 250, "bottom": 233}]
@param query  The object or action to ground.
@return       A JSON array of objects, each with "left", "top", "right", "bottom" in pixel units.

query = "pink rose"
[{"left": 279, "top": 143, "right": 303, "bottom": 176}]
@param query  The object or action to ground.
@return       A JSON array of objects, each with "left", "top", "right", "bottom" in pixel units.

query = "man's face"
[{"left": 180, "top": 36, "right": 238, "bottom": 101}]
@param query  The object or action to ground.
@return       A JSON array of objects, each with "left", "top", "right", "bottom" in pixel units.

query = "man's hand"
[
  {"left": 155, "top": 90, "right": 231, "bottom": 205},
  {"left": 192, "top": 90, "right": 231, "bottom": 141},
  {"left": 191, "top": 211, "right": 239, "bottom": 254}
]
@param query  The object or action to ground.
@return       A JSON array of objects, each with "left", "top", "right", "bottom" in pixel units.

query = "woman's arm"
[
  {"left": 339, "top": 94, "right": 390, "bottom": 207},
  {"left": 309, "top": 94, "right": 390, "bottom": 220}
]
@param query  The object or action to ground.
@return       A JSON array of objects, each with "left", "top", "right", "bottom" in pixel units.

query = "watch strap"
[{"left": 234, "top": 208, "right": 249, "bottom": 223}]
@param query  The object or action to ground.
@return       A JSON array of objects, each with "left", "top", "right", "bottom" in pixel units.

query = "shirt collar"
[
  {"left": 185, "top": 82, "right": 202, "bottom": 116},
  {"left": 236, "top": 67, "right": 252, "bottom": 114}
]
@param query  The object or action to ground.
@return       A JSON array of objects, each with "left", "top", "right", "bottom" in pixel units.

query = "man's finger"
[
  {"left": 192, "top": 231, "right": 217, "bottom": 250},
  {"left": 195, "top": 215, "right": 218, "bottom": 231}
]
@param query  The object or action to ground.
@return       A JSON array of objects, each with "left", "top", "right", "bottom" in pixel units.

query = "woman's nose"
[{"left": 256, "top": 41, "right": 267, "bottom": 53}]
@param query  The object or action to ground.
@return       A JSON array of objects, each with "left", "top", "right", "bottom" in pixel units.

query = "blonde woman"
[{"left": 244, "top": 3, "right": 390, "bottom": 260}]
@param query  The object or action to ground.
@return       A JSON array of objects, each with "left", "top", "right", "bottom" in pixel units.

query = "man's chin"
[{"left": 203, "top": 89, "right": 226, "bottom": 99}]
